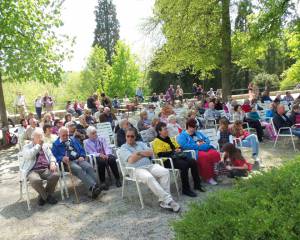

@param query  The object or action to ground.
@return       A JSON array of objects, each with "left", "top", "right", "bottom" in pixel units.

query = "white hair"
[
  {"left": 31, "top": 128, "right": 44, "bottom": 139},
  {"left": 167, "top": 114, "right": 176, "bottom": 122},
  {"left": 86, "top": 126, "right": 97, "bottom": 136},
  {"left": 58, "top": 126, "right": 69, "bottom": 135}
]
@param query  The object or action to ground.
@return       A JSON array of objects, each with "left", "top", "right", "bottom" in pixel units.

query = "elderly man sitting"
[
  {"left": 119, "top": 128, "right": 180, "bottom": 212},
  {"left": 204, "top": 102, "right": 221, "bottom": 122},
  {"left": 24, "top": 118, "right": 38, "bottom": 140},
  {"left": 84, "top": 126, "right": 121, "bottom": 190},
  {"left": 21, "top": 128, "right": 59, "bottom": 206},
  {"left": 52, "top": 127, "right": 101, "bottom": 198},
  {"left": 273, "top": 104, "right": 300, "bottom": 137}
]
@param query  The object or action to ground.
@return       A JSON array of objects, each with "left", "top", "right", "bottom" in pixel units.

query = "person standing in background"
[
  {"left": 34, "top": 95, "right": 43, "bottom": 119},
  {"left": 176, "top": 85, "right": 184, "bottom": 103},
  {"left": 42, "top": 92, "right": 54, "bottom": 112},
  {"left": 136, "top": 87, "right": 144, "bottom": 102},
  {"left": 14, "top": 91, "right": 27, "bottom": 119}
]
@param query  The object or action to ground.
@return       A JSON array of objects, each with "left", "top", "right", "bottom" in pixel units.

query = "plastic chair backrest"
[
  {"left": 116, "top": 149, "right": 127, "bottom": 177},
  {"left": 270, "top": 118, "right": 278, "bottom": 135},
  {"left": 200, "top": 128, "right": 219, "bottom": 150}
]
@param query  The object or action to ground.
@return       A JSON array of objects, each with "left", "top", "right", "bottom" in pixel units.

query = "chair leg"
[
  {"left": 58, "top": 176, "right": 65, "bottom": 201},
  {"left": 291, "top": 135, "right": 296, "bottom": 152},
  {"left": 274, "top": 135, "right": 279, "bottom": 148},
  {"left": 172, "top": 170, "right": 180, "bottom": 200},
  {"left": 135, "top": 181, "right": 144, "bottom": 209},
  {"left": 19, "top": 181, "right": 23, "bottom": 200},
  {"left": 61, "top": 173, "right": 69, "bottom": 198},
  {"left": 121, "top": 178, "right": 126, "bottom": 198},
  {"left": 24, "top": 181, "right": 31, "bottom": 211}
]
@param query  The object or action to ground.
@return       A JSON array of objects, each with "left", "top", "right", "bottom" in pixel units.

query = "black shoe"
[
  {"left": 46, "top": 195, "right": 58, "bottom": 205},
  {"left": 38, "top": 196, "right": 46, "bottom": 206},
  {"left": 116, "top": 179, "right": 122, "bottom": 188},
  {"left": 195, "top": 185, "right": 206, "bottom": 192},
  {"left": 100, "top": 182, "right": 109, "bottom": 191},
  {"left": 182, "top": 189, "right": 197, "bottom": 197},
  {"left": 92, "top": 185, "right": 101, "bottom": 199}
]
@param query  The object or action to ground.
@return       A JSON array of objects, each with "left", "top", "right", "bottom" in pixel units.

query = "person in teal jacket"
[{"left": 176, "top": 118, "right": 221, "bottom": 185}]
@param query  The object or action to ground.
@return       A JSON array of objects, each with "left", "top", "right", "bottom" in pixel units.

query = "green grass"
[{"left": 173, "top": 158, "right": 300, "bottom": 240}]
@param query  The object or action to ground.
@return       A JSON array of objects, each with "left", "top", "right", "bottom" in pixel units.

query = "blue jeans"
[
  {"left": 35, "top": 107, "right": 42, "bottom": 119},
  {"left": 241, "top": 134, "right": 259, "bottom": 156},
  {"left": 292, "top": 129, "right": 300, "bottom": 138},
  {"left": 281, "top": 129, "right": 300, "bottom": 138}
]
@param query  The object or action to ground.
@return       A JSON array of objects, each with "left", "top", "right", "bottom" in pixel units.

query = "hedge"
[{"left": 173, "top": 158, "right": 300, "bottom": 240}]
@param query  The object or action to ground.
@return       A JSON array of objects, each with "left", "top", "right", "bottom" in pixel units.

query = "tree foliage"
[
  {"left": 81, "top": 46, "right": 111, "bottom": 94},
  {"left": 150, "top": 0, "right": 298, "bottom": 96},
  {"left": 105, "top": 41, "right": 141, "bottom": 97},
  {"left": 0, "top": 0, "right": 71, "bottom": 127},
  {"left": 93, "top": 0, "right": 120, "bottom": 65}
]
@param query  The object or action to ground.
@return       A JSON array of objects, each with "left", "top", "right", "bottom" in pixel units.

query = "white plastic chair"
[
  {"left": 95, "top": 122, "right": 116, "bottom": 149},
  {"left": 200, "top": 128, "right": 220, "bottom": 151},
  {"left": 116, "top": 149, "right": 144, "bottom": 209},
  {"left": 18, "top": 153, "right": 65, "bottom": 211},
  {"left": 150, "top": 142, "right": 181, "bottom": 199},
  {"left": 83, "top": 142, "right": 101, "bottom": 184},
  {"left": 271, "top": 118, "right": 296, "bottom": 152}
]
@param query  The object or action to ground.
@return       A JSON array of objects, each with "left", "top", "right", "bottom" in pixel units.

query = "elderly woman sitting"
[
  {"left": 167, "top": 115, "right": 182, "bottom": 138},
  {"left": 84, "top": 126, "right": 121, "bottom": 189},
  {"left": 177, "top": 118, "right": 221, "bottom": 185},
  {"left": 152, "top": 122, "right": 205, "bottom": 197}
]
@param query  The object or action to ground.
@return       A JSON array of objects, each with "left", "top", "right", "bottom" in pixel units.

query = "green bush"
[
  {"left": 173, "top": 158, "right": 300, "bottom": 240},
  {"left": 252, "top": 73, "right": 280, "bottom": 90}
]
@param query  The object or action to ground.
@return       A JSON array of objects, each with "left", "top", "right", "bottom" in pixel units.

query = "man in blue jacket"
[{"left": 52, "top": 127, "right": 101, "bottom": 198}]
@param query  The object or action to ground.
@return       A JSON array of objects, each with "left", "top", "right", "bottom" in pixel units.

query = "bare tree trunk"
[
  {"left": 0, "top": 73, "right": 9, "bottom": 144},
  {"left": 221, "top": 0, "right": 232, "bottom": 101}
]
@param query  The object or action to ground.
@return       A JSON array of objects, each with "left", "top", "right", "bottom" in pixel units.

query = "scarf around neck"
[{"left": 157, "top": 135, "right": 176, "bottom": 151}]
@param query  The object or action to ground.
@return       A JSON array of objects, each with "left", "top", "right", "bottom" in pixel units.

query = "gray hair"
[
  {"left": 119, "top": 119, "right": 128, "bottom": 129},
  {"left": 167, "top": 114, "right": 176, "bottom": 122},
  {"left": 58, "top": 126, "right": 69, "bottom": 135},
  {"left": 31, "top": 127, "right": 44, "bottom": 139},
  {"left": 86, "top": 126, "right": 97, "bottom": 136},
  {"left": 65, "top": 121, "right": 76, "bottom": 128}
]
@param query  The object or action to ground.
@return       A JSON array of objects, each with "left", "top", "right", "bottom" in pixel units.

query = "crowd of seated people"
[{"left": 15, "top": 88, "right": 300, "bottom": 212}]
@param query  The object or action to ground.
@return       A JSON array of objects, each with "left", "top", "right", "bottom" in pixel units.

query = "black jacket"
[{"left": 273, "top": 113, "right": 293, "bottom": 130}]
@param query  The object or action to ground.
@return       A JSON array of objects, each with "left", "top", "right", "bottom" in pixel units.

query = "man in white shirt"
[{"left": 14, "top": 91, "right": 27, "bottom": 118}]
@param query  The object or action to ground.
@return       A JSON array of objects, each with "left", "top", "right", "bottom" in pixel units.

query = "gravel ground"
[{"left": 0, "top": 139, "right": 299, "bottom": 240}]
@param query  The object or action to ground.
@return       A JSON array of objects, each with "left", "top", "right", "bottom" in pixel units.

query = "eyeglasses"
[{"left": 126, "top": 135, "right": 135, "bottom": 138}]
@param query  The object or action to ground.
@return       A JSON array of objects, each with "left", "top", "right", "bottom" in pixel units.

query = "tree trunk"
[
  {"left": 221, "top": 0, "right": 232, "bottom": 101},
  {"left": 0, "top": 73, "right": 9, "bottom": 145}
]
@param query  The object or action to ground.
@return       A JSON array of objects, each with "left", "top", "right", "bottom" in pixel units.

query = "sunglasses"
[{"left": 126, "top": 135, "right": 135, "bottom": 138}]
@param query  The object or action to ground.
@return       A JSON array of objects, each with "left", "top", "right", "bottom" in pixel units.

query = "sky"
[{"left": 60, "top": 0, "right": 155, "bottom": 71}]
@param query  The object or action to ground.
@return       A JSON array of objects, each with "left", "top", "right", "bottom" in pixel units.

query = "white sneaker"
[
  {"left": 160, "top": 200, "right": 181, "bottom": 213},
  {"left": 207, "top": 178, "right": 218, "bottom": 185}
]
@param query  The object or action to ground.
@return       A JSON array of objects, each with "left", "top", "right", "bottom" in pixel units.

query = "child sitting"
[
  {"left": 217, "top": 117, "right": 233, "bottom": 150},
  {"left": 231, "top": 121, "right": 261, "bottom": 166},
  {"left": 248, "top": 106, "right": 276, "bottom": 140},
  {"left": 222, "top": 143, "right": 252, "bottom": 178}
]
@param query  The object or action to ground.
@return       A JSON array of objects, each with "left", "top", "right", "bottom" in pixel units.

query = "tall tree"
[
  {"left": 93, "top": 0, "right": 120, "bottom": 65},
  {"left": 105, "top": 41, "right": 141, "bottom": 97},
  {"left": 0, "top": 0, "right": 70, "bottom": 132},
  {"left": 81, "top": 46, "right": 111, "bottom": 94}
]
